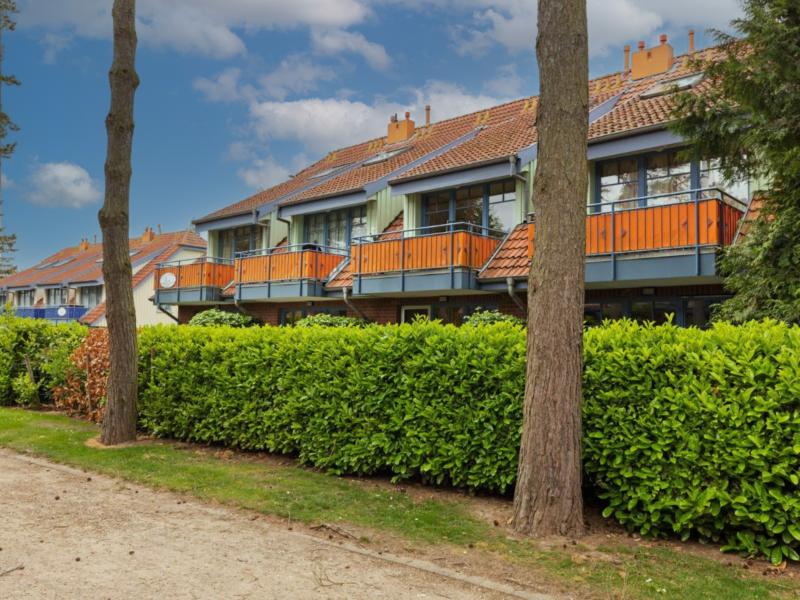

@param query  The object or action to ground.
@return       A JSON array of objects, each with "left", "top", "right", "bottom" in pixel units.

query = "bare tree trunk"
[
  {"left": 512, "top": 0, "right": 588, "bottom": 537},
  {"left": 99, "top": 0, "right": 139, "bottom": 446}
]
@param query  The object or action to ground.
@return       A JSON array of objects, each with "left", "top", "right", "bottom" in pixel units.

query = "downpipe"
[
  {"left": 506, "top": 277, "right": 526, "bottom": 313},
  {"left": 343, "top": 287, "right": 369, "bottom": 321}
]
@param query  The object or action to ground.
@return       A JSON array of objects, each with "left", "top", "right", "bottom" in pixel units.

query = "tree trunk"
[
  {"left": 99, "top": 0, "right": 139, "bottom": 446},
  {"left": 512, "top": 0, "right": 588, "bottom": 537}
]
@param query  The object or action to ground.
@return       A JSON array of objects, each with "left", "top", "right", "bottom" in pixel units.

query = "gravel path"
[{"left": 0, "top": 449, "right": 552, "bottom": 600}]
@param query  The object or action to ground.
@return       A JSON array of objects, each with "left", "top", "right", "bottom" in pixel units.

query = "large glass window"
[
  {"left": 328, "top": 210, "right": 348, "bottom": 250},
  {"left": 303, "top": 206, "right": 367, "bottom": 249},
  {"left": 599, "top": 158, "right": 639, "bottom": 209},
  {"left": 423, "top": 191, "right": 450, "bottom": 230},
  {"left": 455, "top": 185, "right": 484, "bottom": 227},
  {"left": 488, "top": 180, "right": 517, "bottom": 232},
  {"left": 699, "top": 158, "right": 749, "bottom": 202},
  {"left": 422, "top": 179, "right": 517, "bottom": 233},
  {"left": 46, "top": 287, "right": 68, "bottom": 306},
  {"left": 645, "top": 150, "right": 691, "bottom": 205},
  {"left": 81, "top": 285, "right": 103, "bottom": 309},
  {"left": 16, "top": 289, "right": 35, "bottom": 307},
  {"left": 220, "top": 226, "right": 261, "bottom": 259},
  {"left": 351, "top": 206, "right": 367, "bottom": 241}
]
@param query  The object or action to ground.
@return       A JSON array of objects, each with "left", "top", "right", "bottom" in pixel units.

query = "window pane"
[
  {"left": 351, "top": 206, "right": 367, "bottom": 241},
  {"left": 631, "top": 301, "right": 653, "bottom": 322},
  {"left": 653, "top": 301, "right": 677, "bottom": 325},
  {"left": 618, "top": 159, "right": 638, "bottom": 182},
  {"left": 328, "top": 210, "right": 348, "bottom": 250},
  {"left": 488, "top": 199, "right": 517, "bottom": 231},
  {"left": 455, "top": 196, "right": 483, "bottom": 226},
  {"left": 305, "top": 214, "right": 325, "bottom": 246},
  {"left": 602, "top": 302, "right": 625, "bottom": 320},
  {"left": 669, "top": 152, "right": 691, "bottom": 174},
  {"left": 646, "top": 154, "right": 669, "bottom": 178}
]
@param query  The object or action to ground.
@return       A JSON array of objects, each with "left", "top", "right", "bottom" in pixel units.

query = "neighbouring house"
[
  {"left": 0, "top": 228, "right": 206, "bottom": 326},
  {"left": 155, "top": 33, "right": 763, "bottom": 327}
]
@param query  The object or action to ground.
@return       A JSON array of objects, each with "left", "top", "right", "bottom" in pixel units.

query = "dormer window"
[{"left": 640, "top": 73, "right": 704, "bottom": 99}]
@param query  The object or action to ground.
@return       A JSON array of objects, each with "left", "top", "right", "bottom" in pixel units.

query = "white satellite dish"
[{"left": 159, "top": 272, "right": 177, "bottom": 289}]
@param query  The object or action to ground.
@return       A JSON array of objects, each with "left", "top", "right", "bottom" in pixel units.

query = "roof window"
[
  {"left": 362, "top": 148, "right": 407, "bottom": 166},
  {"left": 640, "top": 73, "right": 704, "bottom": 99}
]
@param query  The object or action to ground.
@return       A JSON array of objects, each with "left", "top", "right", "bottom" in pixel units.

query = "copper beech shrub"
[{"left": 53, "top": 327, "right": 109, "bottom": 423}]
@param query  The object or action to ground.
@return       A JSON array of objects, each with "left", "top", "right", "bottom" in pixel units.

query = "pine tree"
[
  {"left": 671, "top": 0, "right": 800, "bottom": 322},
  {"left": 0, "top": 0, "right": 19, "bottom": 278}
]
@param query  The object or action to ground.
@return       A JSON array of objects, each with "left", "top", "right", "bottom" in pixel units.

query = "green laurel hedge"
[
  {"left": 2, "top": 314, "right": 798, "bottom": 562},
  {"left": 135, "top": 319, "right": 800, "bottom": 563},
  {"left": 0, "top": 312, "right": 86, "bottom": 406},
  {"left": 583, "top": 319, "right": 800, "bottom": 565}
]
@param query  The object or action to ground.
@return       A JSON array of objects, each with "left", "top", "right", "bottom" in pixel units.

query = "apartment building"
[
  {"left": 0, "top": 228, "right": 206, "bottom": 326},
  {"left": 155, "top": 34, "right": 758, "bottom": 327}
]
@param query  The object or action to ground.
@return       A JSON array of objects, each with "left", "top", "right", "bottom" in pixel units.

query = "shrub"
[
  {"left": 582, "top": 319, "right": 800, "bottom": 565},
  {"left": 294, "top": 313, "right": 366, "bottom": 328},
  {"left": 52, "top": 328, "right": 109, "bottom": 422},
  {"left": 137, "top": 321, "right": 525, "bottom": 492},
  {"left": 0, "top": 312, "right": 86, "bottom": 406},
  {"left": 463, "top": 308, "right": 525, "bottom": 327},
  {"left": 188, "top": 308, "right": 255, "bottom": 328}
]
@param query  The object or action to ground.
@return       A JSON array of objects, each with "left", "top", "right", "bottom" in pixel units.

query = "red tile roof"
[
  {"left": 0, "top": 230, "right": 206, "bottom": 324},
  {"left": 478, "top": 223, "right": 533, "bottom": 280},
  {"left": 197, "top": 45, "right": 724, "bottom": 226}
]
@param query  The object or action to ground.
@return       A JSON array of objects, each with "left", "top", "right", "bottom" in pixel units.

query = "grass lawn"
[{"left": 1, "top": 407, "right": 797, "bottom": 599}]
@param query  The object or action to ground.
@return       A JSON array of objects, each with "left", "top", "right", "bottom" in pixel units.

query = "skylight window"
[
  {"left": 640, "top": 73, "right": 704, "bottom": 99},
  {"left": 36, "top": 258, "right": 73, "bottom": 270},
  {"left": 362, "top": 148, "right": 407, "bottom": 166},
  {"left": 310, "top": 165, "right": 350, "bottom": 179}
]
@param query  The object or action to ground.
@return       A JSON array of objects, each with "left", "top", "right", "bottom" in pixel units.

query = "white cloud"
[
  {"left": 28, "top": 162, "right": 102, "bottom": 209},
  {"left": 1, "top": 173, "right": 13, "bottom": 189},
  {"left": 248, "top": 80, "right": 511, "bottom": 154},
  {"left": 259, "top": 55, "right": 337, "bottom": 100},
  {"left": 445, "top": 0, "right": 743, "bottom": 58},
  {"left": 483, "top": 63, "right": 525, "bottom": 97},
  {"left": 237, "top": 156, "right": 292, "bottom": 190},
  {"left": 311, "top": 28, "right": 391, "bottom": 70},
  {"left": 19, "top": 0, "right": 373, "bottom": 59},
  {"left": 194, "top": 68, "right": 244, "bottom": 103},
  {"left": 41, "top": 32, "right": 73, "bottom": 64}
]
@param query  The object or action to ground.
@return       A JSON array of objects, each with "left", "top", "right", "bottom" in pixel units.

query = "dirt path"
[{"left": 0, "top": 450, "right": 554, "bottom": 600}]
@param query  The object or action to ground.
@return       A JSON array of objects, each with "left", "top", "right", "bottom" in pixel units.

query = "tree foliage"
[{"left": 671, "top": 0, "right": 800, "bottom": 322}]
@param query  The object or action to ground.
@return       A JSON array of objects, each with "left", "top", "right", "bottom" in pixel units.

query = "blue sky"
[{"left": 3, "top": 0, "right": 743, "bottom": 267}]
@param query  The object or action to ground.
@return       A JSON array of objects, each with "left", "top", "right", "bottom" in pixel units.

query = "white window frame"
[{"left": 401, "top": 305, "right": 431, "bottom": 323}]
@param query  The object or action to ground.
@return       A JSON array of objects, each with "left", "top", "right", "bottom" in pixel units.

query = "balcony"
[
  {"left": 235, "top": 245, "right": 347, "bottom": 301},
  {"left": 154, "top": 257, "right": 235, "bottom": 304},
  {"left": 534, "top": 188, "right": 746, "bottom": 283},
  {"left": 14, "top": 305, "right": 89, "bottom": 323},
  {"left": 351, "top": 223, "right": 504, "bottom": 295}
]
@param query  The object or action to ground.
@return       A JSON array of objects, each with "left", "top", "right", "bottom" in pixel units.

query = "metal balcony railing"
[
  {"left": 154, "top": 257, "right": 235, "bottom": 291},
  {"left": 525, "top": 187, "right": 747, "bottom": 258},
  {"left": 351, "top": 222, "right": 505, "bottom": 278},
  {"left": 235, "top": 244, "right": 348, "bottom": 284}
]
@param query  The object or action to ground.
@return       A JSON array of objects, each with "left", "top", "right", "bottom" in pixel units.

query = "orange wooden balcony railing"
[
  {"left": 235, "top": 245, "right": 346, "bottom": 284},
  {"left": 154, "top": 257, "right": 234, "bottom": 291},
  {"left": 526, "top": 190, "right": 746, "bottom": 258},
  {"left": 351, "top": 223, "right": 504, "bottom": 276}
]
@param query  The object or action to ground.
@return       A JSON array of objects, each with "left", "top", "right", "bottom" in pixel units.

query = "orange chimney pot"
[
  {"left": 387, "top": 112, "right": 415, "bottom": 144},
  {"left": 631, "top": 34, "right": 674, "bottom": 79}
]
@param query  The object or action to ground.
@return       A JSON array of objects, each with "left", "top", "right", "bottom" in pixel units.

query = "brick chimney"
[
  {"left": 623, "top": 44, "right": 631, "bottom": 73},
  {"left": 78, "top": 238, "right": 90, "bottom": 251},
  {"left": 688, "top": 29, "right": 695, "bottom": 54},
  {"left": 631, "top": 34, "right": 674, "bottom": 79},
  {"left": 387, "top": 111, "right": 415, "bottom": 144},
  {"left": 141, "top": 226, "right": 156, "bottom": 242}
]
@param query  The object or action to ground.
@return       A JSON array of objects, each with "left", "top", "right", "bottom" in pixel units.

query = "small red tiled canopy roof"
[{"left": 479, "top": 223, "right": 532, "bottom": 280}]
